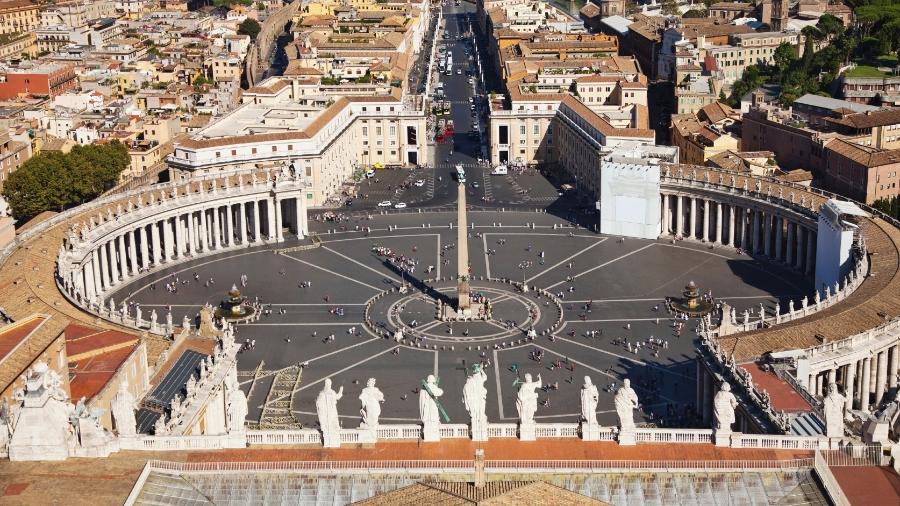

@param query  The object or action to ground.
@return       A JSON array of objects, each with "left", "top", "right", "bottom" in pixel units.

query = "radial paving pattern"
[{"left": 120, "top": 211, "right": 811, "bottom": 428}]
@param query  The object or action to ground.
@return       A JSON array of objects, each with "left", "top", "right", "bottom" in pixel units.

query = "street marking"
[
  {"left": 434, "top": 350, "right": 439, "bottom": 377},
  {"left": 436, "top": 234, "right": 442, "bottom": 279},
  {"left": 550, "top": 336, "right": 694, "bottom": 381},
  {"left": 526, "top": 238, "right": 607, "bottom": 283},
  {"left": 295, "top": 345, "right": 400, "bottom": 392},
  {"left": 322, "top": 246, "right": 401, "bottom": 282},
  {"left": 281, "top": 253, "right": 381, "bottom": 291},
  {"left": 242, "top": 337, "right": 380, "bottom": 385},
  {"left": 244, "top": 322, "right": 361, "bottom": 326},
  {"left": 493, "top": 349, "right": 505, "bottom": 420},
  {"left": 546, "top": 244, "right": 655, "bottom": 290},
  {"left": 140, "top": 303, "right": 366, "bottom": 307},
  {"left": 482, "top": 233, "right": 491, "bottom": 279}
]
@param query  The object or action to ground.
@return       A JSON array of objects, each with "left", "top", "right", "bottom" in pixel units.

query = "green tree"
[
  {"left": 683, "top": 9, "right": 705, "bottom": 18},
  {"left": 238, "top": 18, "right": 261, "bottom": 41},
  {"left": 213, "top": 0, "right": 252, "bottom": 7},
  {"left": 772, "top": 42, "right": 798, "bottom": 76},
  {"left": 815, "top": 14, "right": 844, "bottom": 38},
  {"left": 193, "top": 74, "right": 212, "bottom": 87},
  {"left": 2, "top": 142, "right": 129, "bottom": 221},
  {"left": 660, "top": 0, "right": 678, "bottom": 15}
]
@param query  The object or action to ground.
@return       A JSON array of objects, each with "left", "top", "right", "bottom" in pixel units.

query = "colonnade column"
[
  {"left": 786, "top": 222, "right": 795, "bottom": 266},
  {"left": 240, "top": 202, "right": 249, "bottom": 244},
  {"left": 139, "top": 226, "right": 149, "bottom": 271},
  {"left": 795, "top": 227, "right": 805, "bottom": 270},
  {"left": 752, "top": 210, "right": 760, "bottom": 254},
  {"left": 152, "top": 221, "right": 162, "bottom": 265},
  {"left": 889, "top": 346, "right": 899, "bottom": 390},
  {"left": 844, "top": 361, "right": 856, "bottom": 411},
  {"left": 83, "top": 259, "right": 96, "bottom": 300},
  {"left": 119, "top": 234, "right": 129, "bottom": 279},
  {"left": 876, "top": 350, "right": 888, "bottom": 406},
  {"left": 805, "top": 229, "right": 815, "bottom": 275},
  {"left": 676, "top": 195, "right": 683, "bottom": 237},
  {"left": 174, "top": 215, "right": 184, "bottom": 258},
  {"left": 702, "top": 200, "right": 709, "bottom": 241},
  {"left": 689, "top": 197, "right": 696, "bottom": 239},
  {"left": 187, "top": 212, "right": 196, "bottom": 255},
  {"left": 763, "top": 212, "right": 772, "bottom": 258},
  {"left": 199, "top": 208, "right": 208, "bottom": 252},
  {"left": 93, "top": 249, "right": 103, "bottom": 294},
  {"left": 275, "top": 198, "right": 284, "bottom": 241},
  {"left": 212, "top": 206, "right": 220, "bottom": 249},
  {"left": 661, "top": 194, "right": 669, "bottom": 235},
  {"left": 109, "top": 240, "right": 120, "bottom": 285},
  {"left": 861, "top": 356, "right": 872, "bottom": 412},
  {"left": 715, "top": 202, "right": 723, "bottom": 244},
  {"left": 164, "top": 217, "right": 175, "bottom": 261},
  {"left": 252, "top": 202, "right": 261, "bottom": 242},
  {"left": 775, "top": 217, "right": 784, "bottom": 261},
  {"left": 728, "top": 205, "right": 735, "bottom": 246},
  {"left": 225, "top": 204, "right": 234, "bottom": 247}
]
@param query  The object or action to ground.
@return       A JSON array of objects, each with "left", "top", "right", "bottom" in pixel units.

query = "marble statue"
[
  {"left": 581, "top": 376, "right": 599, "bottom": 426},
  {"left": 154, "top": 414, "right": 167, "bottom": 435},
  {"left": 226, "top": 385, "right": 248, "bottom": 433},
  {"left": 182, "top": 315, "right": 191, "bottom": 331},
  {"left": 111, "top": 380, "right": 137, "bottom": 436},
  {"left": 419, "top": 375, "right": 443, "bottom": 426},
  {"left": 316, "top": 379, "right": 343, "bottom": 446},
  {"left": 150, "top": 310, "right": 158, "bottom": 331},
  {"left": 614, "top": 378, "right": 639, "bottom": 431},
  {"left": 516, "top": 373, "right": 542, "bottom": 425},
  {"left": 166, "top": 310, "right": 174, "bottom": 335},
  {"left": 358, "top": 378, "right": 384, "bottom": 429},
  {"left": 463, "top": 367, "right": 487, "bottom": 431},
  {"left": 788, "top": 299, "right": 795, "bottom": 314},
  {"left": 824, "top": 383, "right": 846, "bottom": 438},
  {"left": 713, "top": 383, "right": 737, "bottom": 432},
  {"left": 135, "top": 305, "right": 142, "bottom": 325}
]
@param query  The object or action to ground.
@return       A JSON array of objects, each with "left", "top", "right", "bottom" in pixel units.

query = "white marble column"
[
  {"left": 661, "top": 194, "right": 669, "bottom": 234},
  {"left": 139, "top": 226, "right": 149, "bottom": 271},
  {"left": 151, "top": 221, "right": 162, "bottom": 265},
  {"left": 239, "top": 202, "right": 248, "bottom": 244},
  {"left": 127, "top": 230, "right": 139, "bottom": 275},
  {"left": 876, "top": 350, "right": 888, "bottom": 406},
  {"left": 786, "top": 222, "right": 795, "bottom": 267},
  {"left": 752, "top": 210, "right": 760, "bottom": 254},
  {"left": 676, "top": 195, "right": 683, "bottom": 237},
  {"left": 775, "top": 217, "right": 784, "bottom": 261},
  {"left": 174, "top": 215, "right": 184, "bottom": 258},
  {"left": 163, "top": 218, "right": 174, "bottom": 261},
  {"left": 212, "top": 206, "right": 221, "bottom": 249},
  {"left": 92, "top": 249, "right": 103, "bottom": 293},
  {"left": 689, "top": 197, "right": 696, "bottom": 239},
  {"left": 805, "top": 230, "right": 815, "bottom": 274},
  {"left": 703, "top": 199, "right": 710, "bottom": 242},
  {"left": 225, "top": 204, "right": 234, "bottom": 246},
  {"left": 267, "top": 199, "right": 277, "bottom": 241},
  {"left": 861, "top": 356, "right": 872, "bottom": 412},
  {"left": 84, "top": 256, "right": 96, "bottom": 299},
  {"left": 251, "top": 201, "right": 260, "bottom": 243},
  {"left": 109, "top": 239, "right": 121, "bottom": 285},
  {"left": 795, "top": 227, "right": 805, "bottom": 270},
  {"left": 187, "top": 212, "right": 196, "bottom": 255},
  {"left": 763, "top": 212, "right": 772, "bottom": 258},
  {"left": 715, "top": 202, "right": 723, "bottom": 245},
  {"left": 727, "top": 205, "right": 735, "bottom": 246},
  {"left": 294, "top": 197, "right": 304, "bottom": 238},
  {"left": 844, "top": 361, "right": 856, "bottom": 411},
  {"left": 198, "top": 208, "right": 209, "bottom": 252},
  {"left": 274, "top": 198, "right": 284, "bottom": 242},
  {"left": 889, "top": 345, "right": 899, "bottom": 390}
]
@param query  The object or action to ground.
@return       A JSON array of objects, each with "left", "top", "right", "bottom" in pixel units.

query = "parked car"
[
  {"left": 394, "top": 202, "right": 408, "bottom": 209},
  {"left": 378, "top": 200, "right": 393, "bottom": 207},
  {"left": 414, "top": 179, "right": 426, "bottom": 187}
]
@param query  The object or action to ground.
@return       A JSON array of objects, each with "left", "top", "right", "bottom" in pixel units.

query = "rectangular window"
[
  {"left": 498, "top": 125, "right": 508, "bottom": 145},
  {"left": 406, "top": 126, "right": 417, "bottom": 144},
  {"left": 376, "top": 127, "right": 382, "bottom": 136},
  {"left": 389, "top": 126, "right": 396, "bottom": 136},
  {"left": 362, "top": 127, "right": 368, "bottom": 136},
  {"left": 520, "top": 125, "right": 526, "bottom": 135}
]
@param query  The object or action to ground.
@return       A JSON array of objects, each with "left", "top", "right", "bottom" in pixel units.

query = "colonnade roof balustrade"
[
  {"left": 0, "top": 168, "right": 287, "bottom": 395},
  {"left": 661, "top": 163, "right": 900, "bottom": 362}
]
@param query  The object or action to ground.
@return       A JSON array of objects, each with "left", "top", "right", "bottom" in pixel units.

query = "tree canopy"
[
  {"left": 1, "top": 142, "right": 129, "bottom": 221},
  {"left": 238, "top": 18, "right": 261, "bottom": 41}
]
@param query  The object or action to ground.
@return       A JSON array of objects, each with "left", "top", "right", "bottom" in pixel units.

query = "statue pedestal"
[
  {"left": 322, "top": 428, "right": 341, "bottom": 448},
  {"left": 714, "top": 429, "right": 732, "bottom": 447},
  {"left": 471, "top": 420, "right": 488, "bottom": 442},
  {"left": 422, "top": 423, "right": 441, "bottom": 442},
  {"left": 359, "top": 428, "right": 377, "bottom": 444},
  {"left": 519, "top": 422, "right": 536, "bottom": 441},
  {"left": 581, "top": 423, "right": 603, "bottom": 441},
  {"left": 617, "top": 429, "right": 636, "bottom": 445}
]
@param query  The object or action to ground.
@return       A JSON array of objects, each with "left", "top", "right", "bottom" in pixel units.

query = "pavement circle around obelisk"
[{"left": 367, "top": 279, "right": 563, "bottom": 347}]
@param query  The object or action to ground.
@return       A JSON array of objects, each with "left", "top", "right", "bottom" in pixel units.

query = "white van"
[
  {"left": 491, "top": 165, "right": 508, "bottom": 175},
  {"left": 365, "top": 169, "right": 376, "bottom": 178}
]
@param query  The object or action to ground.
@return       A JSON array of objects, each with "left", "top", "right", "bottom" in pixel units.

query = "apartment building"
[
  {"left": 0, "top": 64, "right": 78, "bottom": 100},
  {"left": 841, "top": 76, "right": 900, "bottom": 107},
  {"left": 670, "top": 102, "right": 741, "bottom": 166},
  {"left": 0, "top": 0, "right": 40, "bottom": 35}
]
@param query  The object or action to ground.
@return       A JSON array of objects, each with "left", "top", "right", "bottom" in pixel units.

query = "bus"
[{"left": 455, "top": 164, "right": 466, "bottom": 183}]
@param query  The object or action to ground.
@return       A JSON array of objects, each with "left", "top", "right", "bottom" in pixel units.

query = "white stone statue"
[
  {"left": 580, "top": 376, "right": 599, "bottom": 426},
  {"left": 154, "top": 414, "right": 168, "bottom": 435},
  {"left": 515, "top": 373, "right": 542, "bottom": 425},
  {"left": 713, "top": 382, "right": 737, "bottom": 432},
  {"left": 463, "top": 367, "right": 488, "bottom": 439},
  {"left": 419, "top": 374, "right": 443, "bottom": 425},
  {"left": 316, "top": 378, "right": 343, "bottom": 446},
  {"left": 358, "top": 378, "right": 384, "bottom": 430},
  {"left": 226, "top": 385, "right": 248, "bottom": 433},
  {"left": 824, "top": 383, "right": 846, "bottom": 438},
  {"left": 150, "top": 309, "right": 158, "bottom": 331},
  {"left": 166, "top": 310, "right": 174, "bottom": 334},
  {"left": 111, "top": 380, "right": 137, "bottom": 437},
  {"left": 614, "top": 378, "right": 639, "bottom": 431},
  {"left": 182, "top": 315, "right": 191, "bottom": 331}
]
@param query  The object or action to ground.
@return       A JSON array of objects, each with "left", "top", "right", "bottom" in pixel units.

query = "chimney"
[{"left": 474, "top": 448, "right": 485, "bottom": 488}]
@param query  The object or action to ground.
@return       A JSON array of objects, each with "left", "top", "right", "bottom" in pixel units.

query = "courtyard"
[{"left": 120, "top": 210, "right": 811, "bottom": 430}]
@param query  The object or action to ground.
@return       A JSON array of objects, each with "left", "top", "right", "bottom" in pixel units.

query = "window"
[
  {"left": 389, "top": 126, "right": 396, "bottom": 136},
  {"left": 376, "top": 127, "right": 382, "bottom": 136},
  {"left": 520, "top": 125, "right": 526, "bottom": 135},
  {"left": 498, "top": 125, "right": 508, "bottom": 145},
  {"left": 272, "top": 146, "right": 277, "bottom": 152},
  {"left": 362, "top": 127, "right": 368, "bottom": 136},
  {"left": 215, "top": 151, "right": 220, "bottom": 158},
  {"left": 252, "top": 148, "right": 257, "bottom": 154},
  {"left": 533, "top": 124, "right": 539, "bottom": 135}
]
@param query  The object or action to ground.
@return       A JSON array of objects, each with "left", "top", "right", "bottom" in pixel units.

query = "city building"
[
  {"left": 0, "top": 64, "right": 78, "bottom": 100},
  {"left": 0, "top": 0, "right": 40, "bottom": 35}
]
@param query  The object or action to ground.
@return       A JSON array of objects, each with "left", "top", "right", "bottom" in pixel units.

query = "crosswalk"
[{"left": 481, "top": 169, "right": 494, "bottom": 201}]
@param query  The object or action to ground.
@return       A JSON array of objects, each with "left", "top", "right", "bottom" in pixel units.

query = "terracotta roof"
[
  {"left": 826, "top": 108, "right": 900, "bottom": 130},
  {"left": 0, "top": 315, "right": 49, "bottom": 365},
  {"left": 245, "top": 79, "right": 290, "bottom": 95},
  {"left": 699, "top": 101, "right": 735, "bottom": 124},
  {"left": 827, "top": 138, "right": 900, "bottom": 168},
  {"left": 560, "top": 94, "right": 655, "bottom": 139},
  {"left": 779, "top": 169, "right": 813, "bottom": 182},
  {"left": 740, "top": 363, "right": 813, "bottom": 413},
  {"left": 283, "top": 61, "right": 323, "bottom": 77},
  {"left": 579, "top": 2, "right": 600, "bottom": 18}
]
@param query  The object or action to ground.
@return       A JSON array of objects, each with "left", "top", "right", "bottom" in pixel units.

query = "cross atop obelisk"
[{"left": 456, "top": 180, "right": 470, "bottom": 312}]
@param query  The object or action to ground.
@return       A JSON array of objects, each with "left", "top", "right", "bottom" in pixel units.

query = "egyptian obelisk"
[{"left": 457, "top": 181, "right": 470, "bottom": 312}]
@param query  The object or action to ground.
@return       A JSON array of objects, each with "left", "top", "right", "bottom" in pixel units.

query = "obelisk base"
[{"left": 457, "top": 280, "right": 471, "bottom": 312}]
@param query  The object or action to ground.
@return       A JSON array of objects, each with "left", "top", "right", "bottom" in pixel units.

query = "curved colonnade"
[{"left": 0, "top": 163, "right": 898, "bottom": 421}]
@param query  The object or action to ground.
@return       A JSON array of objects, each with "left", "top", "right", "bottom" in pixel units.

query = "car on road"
[
  {"left": 414, "top": 179, "right": 426, "bottom": 187},
  {"left": 456, "top": 69, "right": 462, "bottom": 75},
  {"left": 394, "top": 202, "right": 407, "bottom": 209},
  {"left": 377, "top": 200, "right": 393, "bottom": 207},
  {"left": 468, "top": 97, "right": 473, "bottom": 103},
  {"left": 471, "top": 181, "right": 480, "bottom": 188}
]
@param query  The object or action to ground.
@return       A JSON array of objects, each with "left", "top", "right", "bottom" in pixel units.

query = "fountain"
[
  {"left": 669, "top": 280, "right": 714, "bottom": 317},
  {"left": 214, "top": 284, "right": 256, "bottom": 321}
]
